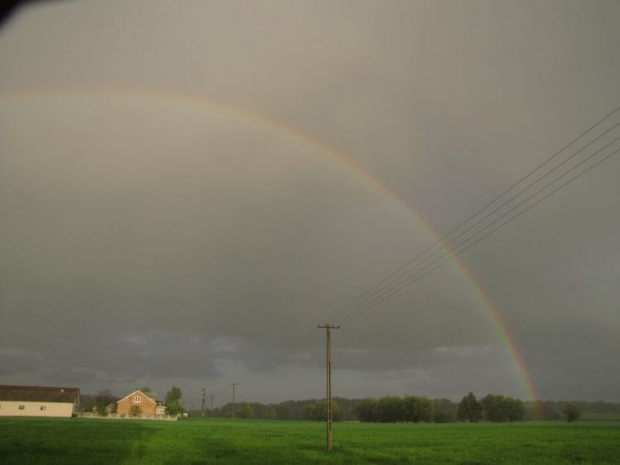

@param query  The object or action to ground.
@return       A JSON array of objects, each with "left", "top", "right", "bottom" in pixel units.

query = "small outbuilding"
[{"left": 0, "top": 385, "right": 80, "bottom": 418}]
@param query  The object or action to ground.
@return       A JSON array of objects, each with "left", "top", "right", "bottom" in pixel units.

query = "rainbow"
[{"left": 0, "top": 84, "right": 543, "bottom": 417}]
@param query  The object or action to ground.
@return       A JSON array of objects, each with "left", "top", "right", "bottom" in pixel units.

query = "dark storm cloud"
[
  {"left": 334, "top": 344, "right": 507, "bottom": 373},
  {"left": 0, "top": 348, "right": 44, "bottom": 376}
]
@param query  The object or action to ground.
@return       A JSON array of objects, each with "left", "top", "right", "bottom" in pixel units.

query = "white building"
[{"left": 0, "top": 385, "right": 80, "bottom": 418}]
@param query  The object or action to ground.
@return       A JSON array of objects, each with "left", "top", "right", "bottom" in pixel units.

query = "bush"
[{"left": 564, "top": 403, "right": 581, "bottom": 422}]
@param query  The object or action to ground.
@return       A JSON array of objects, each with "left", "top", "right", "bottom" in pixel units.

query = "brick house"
[
  {"left": 0, "top": 385, "right": 80, "bottom": 418},
  {"left": 116, "top": 389, "right": 157, "bottom": 417}
]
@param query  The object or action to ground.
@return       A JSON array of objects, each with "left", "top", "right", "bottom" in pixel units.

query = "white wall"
[{"left": 0, "top": 401, "right": 75, "bottom": 417}]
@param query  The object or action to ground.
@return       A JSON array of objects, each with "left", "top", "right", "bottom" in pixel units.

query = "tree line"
[
  {"left": 200, "top": 396, "right": 465, "bottom": 423},
  {"left": 206, "top": 398, "right": 349, "bottom": 421},
  {"left": 198, "top": 395, "right": 620, "bottom": 423},
  {"left": 353, "top": 396, "right": 434, "bottom": 423},
  {"left": 456, "top": 393, "right": 525, "bottom": 422},
  {"left": 83, "top": 388, "right": 619, "bottom": 422}
]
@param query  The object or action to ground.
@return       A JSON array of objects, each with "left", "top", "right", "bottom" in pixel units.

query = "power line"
[
  {"left": 337, "top": 137, "right": 620, "bottom": 327},
  {"left": 314, "top": 108, "right": 620, "bottom": 329},
  {"left": 299, "top": 105, "right": 620, "bottom": 342}
]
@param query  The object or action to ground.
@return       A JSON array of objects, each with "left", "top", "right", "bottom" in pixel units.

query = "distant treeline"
[
  {"left": 190, "top": 396, "right": 620, "bottom": 423},
  {"left": 534, "top": 400, "right": 620, "bottom": 420},
  {"left": 79, "top": 389, "right": 620, "bottom": 423}
]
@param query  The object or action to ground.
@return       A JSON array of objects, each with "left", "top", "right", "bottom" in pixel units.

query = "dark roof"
[{"left": 0, "top": 385, "right": 80, "bottom": 403}]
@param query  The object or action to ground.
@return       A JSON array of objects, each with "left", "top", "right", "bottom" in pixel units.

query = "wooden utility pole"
[
  {"left": 231, "top": 383, "right": 238, "bottom": 430},
  {"left": 318, "top": 324, "right": 340, "bottom": 451},
  {"left": 201, "top": 389, "right": 206, "bottom": 417},
  {"left": 209, "top": 394, "right": 214, "bottom": 417}
]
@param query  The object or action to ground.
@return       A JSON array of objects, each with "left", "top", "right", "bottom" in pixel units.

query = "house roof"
[
  {"left": 0, "top": 385, "right": 80, "bottom": 403},
  {"left": 117, "top": 389, "right": 157, "bottom": 404}
]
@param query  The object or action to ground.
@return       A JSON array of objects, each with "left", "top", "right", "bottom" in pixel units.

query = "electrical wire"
[
  {"left": 298, "top": 105, "right": 620, "bottom": 346},
  {"left": 317, "top": 108, "right": 620, "bottom": 328},
  {"left": 338, "top": 144, "right": 620, "bottom": 326}
]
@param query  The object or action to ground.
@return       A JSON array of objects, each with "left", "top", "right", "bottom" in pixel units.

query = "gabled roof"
[
  {"left": 117, "top": 389, "right": 157, "bottom": 404},
  {"left": 0, "top": 385, "right": 80, "bottom": 403}
]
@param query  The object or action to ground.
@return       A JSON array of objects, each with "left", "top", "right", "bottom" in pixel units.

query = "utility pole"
[
  {"left": 201, "top": 389, "right": 206, "bottom": 417},
  {"left": 230, "top": 383, "right": 238, "bottom": 430},
  {"left": 318, "top": 324, "right": 340, "bottom": 451},
  {"left": 209, "top": 394, "right": 214, "bottom": 418}
]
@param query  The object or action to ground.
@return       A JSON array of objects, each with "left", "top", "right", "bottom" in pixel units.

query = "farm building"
[
  {"left": 0, "top": 385, "right": 80, "bottom": 418},
  {"left": 116, "top": 389, "right": 159, "bottom": 417}
]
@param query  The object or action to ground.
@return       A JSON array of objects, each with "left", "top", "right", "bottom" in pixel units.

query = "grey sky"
[{"left": 1, "top": 0, "right": 619, "bottom": 409}]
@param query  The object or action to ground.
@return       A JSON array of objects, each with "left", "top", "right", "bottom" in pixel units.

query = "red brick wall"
[{"left": 116, "top": 392, "right": 157, "bottom": 416}]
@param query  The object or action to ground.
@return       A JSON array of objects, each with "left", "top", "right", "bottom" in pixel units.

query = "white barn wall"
[{"left": 0, "top": 401, "right": 75, "bottom": 418}]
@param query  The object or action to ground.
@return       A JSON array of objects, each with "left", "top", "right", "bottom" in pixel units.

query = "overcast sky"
[{"left": 1, "top": 0, "right": 619, "bottom": 409}]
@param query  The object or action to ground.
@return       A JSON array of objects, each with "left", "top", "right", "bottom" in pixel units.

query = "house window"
[
  {"left": 40, "top": 405, "right": 47, "bottom": 411},
  {"left": 19, "top": 405, "right": 25, "bottom": 410},
  {"left": 134, "top": 396, "right": 142, "bottom": 403}
]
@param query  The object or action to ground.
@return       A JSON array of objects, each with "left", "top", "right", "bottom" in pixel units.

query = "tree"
[
  {"left": 303, "top": 400, "right": 342, "bottom": 421},
  {"left": 332, "top": 397, "right": 359, "bottom": 421},
  {"left": 165, "top": 386, "right": 184, "bottom": 415},
  {"left": 353, "top": 398, "right": 378, "bottom": 423},
  {"left": 238, "top": 402, "right": 255, "bottom": 419},
  {"left": 457, "top": 393, "right": 482, "bottom": 423},
  {"left": 96, "top": 404, "right": 107, "bottom": 416},
  {"left": 377, "top": 396, "right": 404, "bottom": 423},
  {"left": 504, "top": 397, "right": 525, "bottom": 422},
  {"left": 80, "top": 394, "right": 96, "bottom": 413},
  {"left": 129, "top": 405, "right": 142, "bottom": 417},
  {"left": 481, "top": 394, "right": 503, "bottom": 422},
  {"left": 480, "top": 394, "right": 525, "bottom": 422},
  {"left": 304, "top": 401, "right": 322, "bottom": 421},
  {"left": 564, "top": 403, "right": 581, "bottom": 423},
  {"left": 261, "top": 405, "right": 277, "bottom": 420},
  {"left": 433, "top": 398, "right": 458, "bottom": 423},
  {"left": 94, "top": 389, "right": 118, "bottom": 416},
  {"left": 140, "top": 387, "right": 155, "bottom": 399},
  {"left": 402, "top": 396, "right": 434, "bottom": 423}
]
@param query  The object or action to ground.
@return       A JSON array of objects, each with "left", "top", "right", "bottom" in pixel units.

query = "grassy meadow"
[{"left": 1, "top": 417, "right": 619, "bottom": 464}]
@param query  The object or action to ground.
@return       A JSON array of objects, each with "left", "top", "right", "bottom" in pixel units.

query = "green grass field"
[{"left": 1, "top": 417, "right": 619, "bottom": 464}]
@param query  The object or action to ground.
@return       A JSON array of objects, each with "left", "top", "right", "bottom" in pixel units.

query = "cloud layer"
[{"left": 1, "top": 0, "right": 619, "bottom": 407}]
